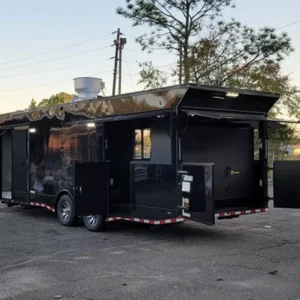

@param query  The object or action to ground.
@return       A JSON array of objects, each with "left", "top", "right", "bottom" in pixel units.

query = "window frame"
[{"left": 133, "top": 128, "right": 151, "bottom": 160}]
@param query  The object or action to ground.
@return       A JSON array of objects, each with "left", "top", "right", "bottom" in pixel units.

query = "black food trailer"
[{"left": 0, "top": 84, "right": 297, "bottom": 232}]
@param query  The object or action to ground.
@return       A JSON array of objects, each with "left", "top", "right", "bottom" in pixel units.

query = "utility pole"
[
  {"left": 118, "top": 37, "right": 127, "bottom": 95},
  {"left": 112, "top": 28, "right": 120, "bottom": 96}
]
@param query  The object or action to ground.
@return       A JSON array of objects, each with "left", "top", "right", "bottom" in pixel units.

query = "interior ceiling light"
[
  {"left": 212, "top": 96, "right": 225, "bottom": 100},
  {"left": 29, "top": 128, "right": 36, "bottom": 133},
  {"left": 226, "top": 92, "right": 239, "bottom": 98},
  {"left": 86, "top": 122, "right": 96, "bottom": 128}
]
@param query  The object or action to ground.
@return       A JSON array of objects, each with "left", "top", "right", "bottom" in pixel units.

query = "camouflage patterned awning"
[{"left": 0, "top": 84, "right": 280, "bottom": 126}]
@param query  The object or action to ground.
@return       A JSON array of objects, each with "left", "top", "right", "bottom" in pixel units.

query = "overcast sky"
[{"left": 0, "top": 0, "right": 299, "bottom": 113}]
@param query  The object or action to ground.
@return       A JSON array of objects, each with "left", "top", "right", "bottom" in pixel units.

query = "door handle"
[
  {"left": 230, "top": 170, "right": 240, "bottom": 176},
  {"left": 76, "top": 186, "right": 83, "bottom": 193},
  {"left": 227, "top": 167, "right": 240, "bottom": 176}
]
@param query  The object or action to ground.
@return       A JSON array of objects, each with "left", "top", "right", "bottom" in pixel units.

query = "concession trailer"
[{"left": 0, "top": 78, "right": 297, "bottom": 231}]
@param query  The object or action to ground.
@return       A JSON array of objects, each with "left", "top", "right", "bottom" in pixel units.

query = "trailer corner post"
[{"left": 259, "top": 120, "right": 268, "bottom": 204}]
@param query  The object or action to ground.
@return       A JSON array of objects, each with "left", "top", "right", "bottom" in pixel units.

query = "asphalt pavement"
[{"left": 0, "top": 201, "right": 300, "bottom": 300}]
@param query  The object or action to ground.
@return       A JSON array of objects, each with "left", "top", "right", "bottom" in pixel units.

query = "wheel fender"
[{"left": 55, "top": 190, "right": 73, "bottom": 210}]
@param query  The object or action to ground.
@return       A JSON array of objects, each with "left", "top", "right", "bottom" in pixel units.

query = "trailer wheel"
[
  {"left": 83, "top": 215, "right": 105, "bottom": 232},
  {"left": 57, "top": 195, "right": 76, "bottom": 227}
]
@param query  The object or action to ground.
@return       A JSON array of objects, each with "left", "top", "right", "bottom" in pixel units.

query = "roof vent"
[{"left": 72, "top": 77, "right": 105, "bottom": 102}]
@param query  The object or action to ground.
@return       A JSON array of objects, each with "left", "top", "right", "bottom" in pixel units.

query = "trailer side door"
[
  {"left": 273, "top": 161, "right": 300, "bottom": 208},
  {"left": 181, "top": 163, "right": 215, "bottom": 225},
  {"left": 74, "top": 161, "right": 109, "bottom": 216}
]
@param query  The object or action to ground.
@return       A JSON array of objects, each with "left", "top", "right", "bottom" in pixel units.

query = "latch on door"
[
  {"left": 227, "top": 167, "right": 240, "bottom": 176},
  {"left": 75, "top": 186, "right": 82, "bottom": 193}
]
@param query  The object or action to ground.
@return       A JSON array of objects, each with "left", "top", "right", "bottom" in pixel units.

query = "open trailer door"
[
  {"left": 12, "top": 126, "right": 29, "bottom": 202},
  {"left": 181, "top": 163, "right": 215, "bottom": 225},
  {"left": 263, "top": 118, "right": 300, "bottom": 209},
  {"left": 74, "top": 161, "right": 109, "bottom": 216},
  {"left": 273, "top": 161, "right": 300, "bottom": 208}
]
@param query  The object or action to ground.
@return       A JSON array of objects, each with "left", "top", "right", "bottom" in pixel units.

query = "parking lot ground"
[{"left": 1, "top": 202, "right": 300, "bottom": 300}]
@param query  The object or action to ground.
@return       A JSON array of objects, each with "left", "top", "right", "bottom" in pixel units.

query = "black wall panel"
[{"left": 182, "top": 125, "right": 254, "bottom": 202}]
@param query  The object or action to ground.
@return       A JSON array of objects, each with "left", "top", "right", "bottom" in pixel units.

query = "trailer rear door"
[
  {"left": 181, "top": 163, "right": 215, "bottom": 225},
  {"left": 74, "top": 161, "right": 109, "bottom": 216},
  {"left": 12, "top": 126, "right": 29, "bottom": 202},
  {"left": 273, "top": 161, "right": 300, "bottom": 208}
]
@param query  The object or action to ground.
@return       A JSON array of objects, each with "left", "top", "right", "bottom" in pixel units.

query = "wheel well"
[{"left": 55, "top": 191, "right": 73, "bottom": 211}]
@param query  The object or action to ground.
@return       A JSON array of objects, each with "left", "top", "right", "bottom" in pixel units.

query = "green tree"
[
  {"left": 117, "top": 0, "right": 235, "bottom": 83},
  {"left": 225, "top": 61, "right": 300, "bottom": 118},
  {"left": 185, "top": 22, "right": 293, "bottom": 85},
  {"left": 117, "top": 0, "right": 293, "bottom": 84},
  {"left": 28, "top": 98, "right": 37, "bottom": 110},
  {"left": 137, "top": 61, "right": 168, "bottom": 89},
  {"left": 29, "top": 92, "right": 73, "bottom": 109}
]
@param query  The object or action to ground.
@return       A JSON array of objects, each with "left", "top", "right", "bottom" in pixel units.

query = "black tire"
[
  {"left": 57, "top": 195, "right": 76, "bottom": 227},
  {"left": 21, "top": 204, "right": 31, "bottom": 209},
  {"left": 83, "top": 215, "right": 105, "bottom": 232}
]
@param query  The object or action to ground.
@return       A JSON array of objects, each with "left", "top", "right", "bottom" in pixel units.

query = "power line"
[
  {"left": 125, "top": 32, "right": 169, "bottom": 41},
  {"left": 0, "top": 32, "right": 113, "bottom": 66},
  {"left": 123, "top": 53, "right": 136, "bottom": 92},
  {"left": 0, "top": 63, "right": 175, "bottom": 93},
  {"left": 126, "top": 48, "right": 170, "bottom": 55},
  {"left": 0, "top": 58, "right": 111, "bottom": 79},
  {"left": 0, "top": 45, "right": 112, "bottom": 72},
  {"left": 0, "top": 69, "right": 114, "bottom": 93},
  {"left": 276, "top": 19, "right": 300, "bottom": 30},
  {"left": 122, "top": 59, "right": 138, "bottom": 65},
  {"left": 122, "top": 63, "right": 175, "bottom": 78}
]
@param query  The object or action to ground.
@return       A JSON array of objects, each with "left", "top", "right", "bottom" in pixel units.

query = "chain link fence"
[{"left": 254, "top": 125, "right": 300, "bottom": 183}]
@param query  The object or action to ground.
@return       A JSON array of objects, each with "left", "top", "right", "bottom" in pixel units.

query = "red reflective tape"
[
  {"left": 29, "top": 202, "right": 55, "bottom": 213},
  {"left": 105, "top": 216, "right": 186, "bottom": 225},
  {"left": 216, "top": 208, "right": 268, "bottom": 218}
]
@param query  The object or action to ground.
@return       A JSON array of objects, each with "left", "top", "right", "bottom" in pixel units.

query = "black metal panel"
[
  {"left": 106, "top": 121, "right": 133, "bottom": 213},
  {"left": 130, "top": 206, "right": 179, "bottom": 220},
  {"left": 259, "top": 121, "right": 268, "bottom": 205},
  {"left": 12, "top": 128, "right": 28, "bottom": 201},
  {"left": 182, "top": 125, "right": 254, "bottom": 204},
  {"left": 150, "top": 119, "right": 172, "bottom": 165},
  {"left": 182, "top": 163, "right": 215, "bottom": 225},
  {"left": 273, "top": 161, "right": 300, "bottom": 208},
  {"left": 1, "top": 130, "right": 12, "bottom": 199},
  {"left": 74, "top": 161, "right": 109, "bottom": 216},
  {"left": 180, "top": 88, "right": 278, "bottom": 114},
  {"left": 130, "top": 162, "right": 179, "bottom": 214},
  {"left": 60, "top": 123, "right": 104, "bottom": 196},
  {"left": 253, "top": 161, "right": 265, "bottom": 208}
]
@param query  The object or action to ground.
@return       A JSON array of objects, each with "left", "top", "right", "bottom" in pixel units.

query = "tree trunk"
[
  {"left": 183, "top": 1, "right": 190, "bottom": 84},
  {"left": 179, "top": 47, "right": 182, "bottom": 84},
  {"left": 183, "top": 43, "right": 189, "bottom": 83}
]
